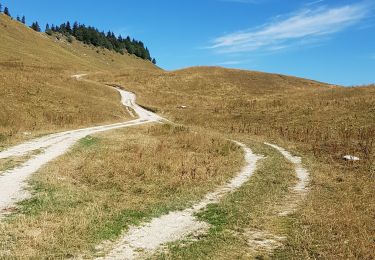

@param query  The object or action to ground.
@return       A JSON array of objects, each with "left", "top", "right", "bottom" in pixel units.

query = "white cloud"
[
  {"left": 218, "top": 60, "right": 246, "bottom": 65},
  {"left": 306, "top": 0, "right": 324, "bottom": 7},
  {"left": 219, "top": 0, "right": 263, "bottom": 3},
  {"left": 209, "top": 2, "right": 371, "bottom": 54}
]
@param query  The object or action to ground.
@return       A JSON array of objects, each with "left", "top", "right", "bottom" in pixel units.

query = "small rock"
[
  {"left": 343, "top": 155, "right": 360, "bottom": 161},
  {"left": 177, "top": 105, "right": 188, "bottom": 109},
  {"left": 23, "top": 132, "right": 31, "bottom": 136}
]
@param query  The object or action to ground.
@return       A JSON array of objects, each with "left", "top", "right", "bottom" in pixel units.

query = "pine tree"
[
  {"left": 4, "top": 6, "right": 10, "bottom": 17},
  {"left": 72, "top": 21, "right": 79, "bottom": 35},
  {"left": 16, "top": 15, "right": 20, "bottom": 22},
  {"left": 45, "top": 23, "right": 50, "bottom": 31},
  {"left": 21, "top": 15, "right": 25, "bottom": 24},
  {"left": 152, "top": 58, "right": 157, "bottom": 65},
  {"left": 31, "top": 21, "right": 41, "bottom": 32},
  {"left": 66, "top": 21, "right": 71, "bottom": 34}
]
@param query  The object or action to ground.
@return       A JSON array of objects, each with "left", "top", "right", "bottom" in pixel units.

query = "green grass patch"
[
  {"left": 196, "top": 204, "right": 228, "bottom": 233},
  {"left": 78, "top": 135, "right": 99, "bottom": 148},
  {"left": 0, "top": 150, "right": 42, "bottom": 173}
]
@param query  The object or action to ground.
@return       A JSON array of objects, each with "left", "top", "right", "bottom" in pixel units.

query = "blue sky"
[{"left": 2, "top": 0, "right": 374, "bottom": 86}]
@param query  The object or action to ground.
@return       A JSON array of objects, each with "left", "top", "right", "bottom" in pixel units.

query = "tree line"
[
  {"left": 0, "top": 3, "right": 156, "bottom": 64},
  {"left": 0, "top": 3, "right": 26, "bottom": 24},
  {"left": 47, "top": 21, "right": 155, "bottom": 63}
]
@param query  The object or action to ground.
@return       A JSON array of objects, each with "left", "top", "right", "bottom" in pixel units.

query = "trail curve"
[{"left": 0, "top": 75, "right": 162, "bottom": 214}]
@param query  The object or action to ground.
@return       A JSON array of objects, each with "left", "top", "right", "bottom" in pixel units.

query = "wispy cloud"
[
  {"left": 208, "top": 2, "right": 371, "bottom": 54},
  {"left": 219, "top": 0, "right": 264, "bottom": 4},
  {"left": 306, "top": 0, "right": 324, "bottom": 7},
  {"left": 218, "top": 60, "right": 248, "bottom": 65}
]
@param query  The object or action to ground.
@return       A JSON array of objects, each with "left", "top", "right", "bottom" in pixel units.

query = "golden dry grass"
[
  {"left": 274, "top": 154, "right": 375, "bottom": 259},
  {"left": 91, "top": 67, "right": 374, "bottom": 163},
  {"left": 91, "top": 68, "right": 374, "bottom": 258},
  {"left": 1, "top": 11, "right": 374, "bottom": 259},
  {"left": 0, "top": 124, "right": 243, "bottom": 258},
  {"left": 0, "top": 65, "right": 131, "bottom": 148},
  {"left": 0, "top": 14, "right": 157, "bottom": 148}
]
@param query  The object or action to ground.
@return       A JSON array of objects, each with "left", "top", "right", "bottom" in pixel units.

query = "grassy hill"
[
  {"left": 91, "top": 66, "right": 374, "bottom": 259},
  {"left": 0, "top": 13, "right": 157, "bottom": 148},
  {"left": 93, "top": 66, "right": 374, "bottom": 162}
]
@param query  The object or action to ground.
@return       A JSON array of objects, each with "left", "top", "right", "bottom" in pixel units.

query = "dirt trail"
[
  {"left": 97, "top": 142, "right": 263, "bottom": 260},
  {"left": 0, "top": 75, "right": 162, "bottom": 214},
  {"left": 264, "top": 143, "right": 309, "bottom": 216}
]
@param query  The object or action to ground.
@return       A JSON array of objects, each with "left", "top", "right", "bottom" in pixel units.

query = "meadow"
[
  {"left": 1, "top": 12, "right": 374, "bottom": 259},
  {"left": 90, "top": 68, "right": 374, "bottom": 259},
  {"left": 0, "top": 124, "right": 243, "bottom": 258}
]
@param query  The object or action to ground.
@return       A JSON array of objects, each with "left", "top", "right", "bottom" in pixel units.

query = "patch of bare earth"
[{"left": 245, "top": 229, "right": 286, "bottom": 253}]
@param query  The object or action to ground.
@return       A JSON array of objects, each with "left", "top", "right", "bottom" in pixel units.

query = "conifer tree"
[
  {"left": 66, "top": 21, "right": 71, "bottom": 34},
  {"left": 4, "top": 6, "right": 10, "bottom": 17},
  {"left": 72, "top": 21, "right": 78, "bottom": 35},
  {"left": 31, "top": 21, "right": 41, "bottom": 32},
  {"left": 152, "top": 58, "right": 157, "bottom": 65},
  {"left": 16, "top": 15, "right": 20, "bottom": 22},
  {"left": 14, "top": 15, "right": 155, "bottom": 61}
]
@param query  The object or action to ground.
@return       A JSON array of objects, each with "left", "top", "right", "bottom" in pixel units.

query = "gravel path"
[{"left": 264, "top": 142, "right": 310, "bottom": 216}]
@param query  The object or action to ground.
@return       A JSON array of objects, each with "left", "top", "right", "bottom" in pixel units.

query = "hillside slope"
[
  {"left": 0, "top": 14, "right": 158, "bottom": 148},
  {"left": 92, "top": 66, "right": 374, "bottom": 259},
  {"left": 93, "top": 66, "right": 374, "bottom": 160},
  {"left": 1, "top": 10, "right": 374, "bottom": 259}
]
